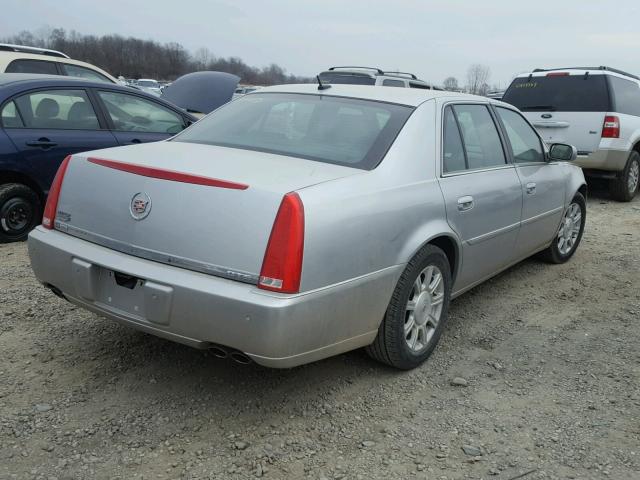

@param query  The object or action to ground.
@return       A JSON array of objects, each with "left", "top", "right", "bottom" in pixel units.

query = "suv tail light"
[
  {"left": 258, "top": 192, "right": 304, "bottom": 293},
  {"left": 602, "top": 115, "right": 620, "bottom": 138},
  {"left": 42, "top": 155, "right": 71, "bottom": 229},
  {"left": 546, "top": 72, "right": 569, "bottom": 77}
]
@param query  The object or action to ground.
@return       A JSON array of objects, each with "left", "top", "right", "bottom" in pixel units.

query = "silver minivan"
[{"left": 503, "top": 66, "right": 640, "bottom": 201}]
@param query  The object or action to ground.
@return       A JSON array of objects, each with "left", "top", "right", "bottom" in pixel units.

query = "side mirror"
[{"left": 548, "top": 143, "right": 577, "bottom": 162}]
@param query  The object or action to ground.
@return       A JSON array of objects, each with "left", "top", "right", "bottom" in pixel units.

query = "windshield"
[
  {"left": 503, "top": 75, "right": 611, "bottom": 112},
  {"left": 172, "top": 93, "right": 413, "bottom": 170}
]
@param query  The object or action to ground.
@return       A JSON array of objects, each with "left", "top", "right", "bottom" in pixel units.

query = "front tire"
[
  {"left": 609, "top": 151, "right": 639, "bottom": 202},
  {"left": 540, "top": 192, "right": 586, "bottom": 264},
  {"left": 366, "top": 245, "right": 452, "bottom": 370},
  {"left": 0, "top": 183, "right": 41, "bottom": 243}
]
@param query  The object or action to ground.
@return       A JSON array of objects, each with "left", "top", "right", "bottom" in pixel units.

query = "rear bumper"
[
  {"left": 28, "top": 227, "right": 402, "bottom": 368},
  {"left": 574, "top": 149, "right": 629, "bottom": 172}
]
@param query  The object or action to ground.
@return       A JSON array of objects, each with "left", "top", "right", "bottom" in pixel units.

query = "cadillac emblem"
[{"left": 130, "top": 192, "right": 152, "bottom": 220}]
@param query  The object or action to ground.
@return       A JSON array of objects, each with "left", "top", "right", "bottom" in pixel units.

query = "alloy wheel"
[{"left": 404, "top": 265, "right": 445, "bottom": 353}]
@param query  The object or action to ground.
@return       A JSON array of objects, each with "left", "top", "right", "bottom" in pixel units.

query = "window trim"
[
  {"left": 0, "top": 87, "right": 107, "bottom": 131},
  {"left": 491, "top": 104, "right": 549, "bottom": 166},
  {"left": 93, "top": 88, "right": 189, "bottom": 133},
  {"left": 439, "top": 101, "right": 511, "bottom": 177}
]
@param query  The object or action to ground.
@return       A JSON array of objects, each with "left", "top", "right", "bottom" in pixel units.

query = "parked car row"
[{"left": 0, "top": 48, "right": 630, "bottom": 370}]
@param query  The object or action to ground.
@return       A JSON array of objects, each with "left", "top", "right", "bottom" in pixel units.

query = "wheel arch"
[
  {"left": 0, "top": 170, "right": 45, "bottom": 204},
  {"left": 400, "top": 225, "right": 462, "bottom": 285}
]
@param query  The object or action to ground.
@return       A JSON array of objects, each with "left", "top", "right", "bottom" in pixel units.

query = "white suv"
[
  {"left": 0, "top": 44, "right": 117, "bottom": 84},
  {"left": 503, "top": 66, "right": 640, "bottom": 201},
  {"left": 318, "top": 66, "right": 439, "bottom": 89}
]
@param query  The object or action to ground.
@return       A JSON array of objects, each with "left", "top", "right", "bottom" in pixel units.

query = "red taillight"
[
  {"left": 546, "top": 72, "right": 570, "bottom": 77},
  {"left": 602, "top": 115, "right": 620, "bottom": 138},
  {"left": 42, "top": 155, "right": 71, "bottom": 229},
  {"left": 258, "top": 192, "right": 305, "bottom": 294}
]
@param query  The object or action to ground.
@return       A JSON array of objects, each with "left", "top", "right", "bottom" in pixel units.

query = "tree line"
[{"left": 2, "top": 28, "right": 311, "bottom": 85}]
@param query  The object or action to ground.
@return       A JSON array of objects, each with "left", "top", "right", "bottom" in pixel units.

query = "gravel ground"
[{"left": 1, "top": 187, "right": 639, "bottom": 480}]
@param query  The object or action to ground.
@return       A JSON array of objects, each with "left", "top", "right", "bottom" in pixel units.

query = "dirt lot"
[{"left": 1, "top": 187, "right": 638, "bottom": 480}]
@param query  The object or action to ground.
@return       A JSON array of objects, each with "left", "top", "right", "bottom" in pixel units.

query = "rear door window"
[
  {"left": 503, "top": 75, "right": 610, "bottom": 112},
  {"left": 317, "top": 73, "right": 376, "bottom": 86},
  {"left": 12, "top": 89, "right": 100, "bottom": 130},
  {"left": 6, "top": 59, "right": 59, "bottom": 75},
  {"left": 451, "top": 104, "right": 506, "bottom": 170},
  {"left": 97, "top": 91, "right": 186, "bottom": 134},
  {"left": 608, "top": 76, "right": 640, "bottom": 116},
  {"left": 442, "top": 106, "right": 466, "bottom": 173},
  {"left": 496, "top": 107, "right": 545, "bottom": 163}
]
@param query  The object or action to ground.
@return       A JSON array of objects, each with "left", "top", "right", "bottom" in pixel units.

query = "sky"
[{"left": 3, "top": 0, "right": 640, "bottom": 88}]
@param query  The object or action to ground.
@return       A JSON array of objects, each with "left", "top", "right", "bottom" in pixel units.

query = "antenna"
[{"left": 317, "top": 75, "right": 331, "bottom": 90}]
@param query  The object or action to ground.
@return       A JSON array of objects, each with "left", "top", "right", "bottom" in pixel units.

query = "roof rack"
[
  {"left": 328, "top": 66, "right": 385, "bottom": 75},
  {"left": 0, "top": 43, "right": 70, "bottom": 59},
  {"left": 532, "top": 66, "right": 639, "bottom": 81},
  {"left": 383, "top": 71, "right": 418, "bottom": 80}
]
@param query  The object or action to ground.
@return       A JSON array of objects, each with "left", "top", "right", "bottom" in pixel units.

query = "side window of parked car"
[
  {"left": 608, "top": 76, "right": 640, "bottom": 117},
  {"left": 6, "top": 59, "right": 59, "bottom": 75},
  {"left": 496, "top": 107, "right": 545, "bottom": 163},
  {"left": 61, "top": 64, "right": 112, "bottom": 83},
  {"left": 446, "top": 104, "right": 506, "bottom": 171},
  {"left": 98, "top": 91, "right": 185, "bottom": 134},
  {"left": 382, "top": 79, "right": 405, "bottom": 87},
  {"left": 442, "top": 106, "right": 467, "bottom": 173},
  {"left": 11, "top": 89, "right": 100, "bottom": 130},
  {"left": 1, "top": 101, "right": 24, "bottom": 128}
]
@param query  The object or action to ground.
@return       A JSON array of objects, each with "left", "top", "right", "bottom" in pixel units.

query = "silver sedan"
[{"left": 28, "top": 84, "right": 587, "bottom": 369}]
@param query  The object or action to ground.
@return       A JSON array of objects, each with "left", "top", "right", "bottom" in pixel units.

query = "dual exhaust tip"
[{"left": 210, "top": 345, "right": 252, "bottom": 365}]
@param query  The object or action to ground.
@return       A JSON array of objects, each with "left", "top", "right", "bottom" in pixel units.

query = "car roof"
[
  {"left": 515, "top": 66, "right": 640, "bottom": 82},
  {"left": 0, "top": 51, "right": 118, "bottom": 82},
  {"left": 252, "top": 83, "right": 498, "bottom": 107}
]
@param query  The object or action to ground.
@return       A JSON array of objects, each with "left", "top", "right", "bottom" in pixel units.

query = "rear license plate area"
[{"left": 95, "top": 268, "right": 173, "bottom": 325}]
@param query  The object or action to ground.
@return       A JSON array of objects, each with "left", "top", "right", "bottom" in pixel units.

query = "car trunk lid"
[{"left": 55, "top": 141, "right": 361, "bottom": 283}]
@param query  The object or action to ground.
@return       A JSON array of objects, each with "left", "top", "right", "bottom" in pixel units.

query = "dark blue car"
[{"left": 0, "top": 74, "right": 197, "bottom": 242}]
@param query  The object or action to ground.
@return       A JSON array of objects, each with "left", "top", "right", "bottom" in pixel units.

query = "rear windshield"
[
  {"left": 172, "top": 93, "right": 413, "bottom": 169},
  {"left": 317, "top": 73, "right": 376, "bottom": 86},
  {"left": 503, "top": 75, "right": 611, "bottom": 112}
]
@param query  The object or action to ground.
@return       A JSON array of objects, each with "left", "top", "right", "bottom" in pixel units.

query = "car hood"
[{"left": 160, "top": 71, "right": 240, "bottom": 114}]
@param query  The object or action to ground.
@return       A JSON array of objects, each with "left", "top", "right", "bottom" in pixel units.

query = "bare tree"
[
  {"left": 466, "top": 64, "right": 491, "bottom": 95},
  {"left": 1, "top": 28, "right": 311, "bottom": 85},
  {"left": 442, "top": 76, "right": 459, "bottom": 91}
]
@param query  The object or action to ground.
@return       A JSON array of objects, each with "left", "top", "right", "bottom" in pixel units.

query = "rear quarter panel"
[{"left": 298, "top": 100, "right": 459, "bottom": 292}]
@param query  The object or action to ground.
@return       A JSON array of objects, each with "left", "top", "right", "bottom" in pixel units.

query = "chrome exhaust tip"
[{"left": 229, "top": 351, "right": 252, "bottom": 365}]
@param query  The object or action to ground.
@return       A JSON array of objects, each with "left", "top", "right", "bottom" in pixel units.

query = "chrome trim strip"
[
  {"left": 466, "top": 221, "right": 520, "bottom": 245},
  {"left": 54, "top": 221, "right": 259, "bottom": 285},
  {"left": 521, "top": 206, "right": 564, "bottom": 226}
]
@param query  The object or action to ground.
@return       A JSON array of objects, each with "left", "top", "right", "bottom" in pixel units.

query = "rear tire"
[
  {"left": 0, "top": 183, "right": 41, "bottom": 243},
  {"left": 539, "top": 192, "right": 586, "bottom": 264},
  {"left": 609, "top": 151, "right": 639, "bottom": 202},
  {"left": 366, "top": 245, "right": 452, "bottom": 370}
]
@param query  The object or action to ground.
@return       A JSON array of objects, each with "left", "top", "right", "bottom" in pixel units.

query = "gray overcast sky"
[{"left": 3, "top": 0, "right": 640, "bottom": 87}]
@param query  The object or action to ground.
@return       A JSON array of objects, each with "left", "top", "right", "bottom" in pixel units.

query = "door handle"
[
  {"left": 26, "top": 138, "right": 58, "bottom": 149},
  {"left": 129, "top": 138, "right": 141, "bottom": 144},
  {"left": 526, "top": 182, "right": 537, "bottom": 195},
  {"left": 457, "top": 195, "right": 474, "bottom": 212}
]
